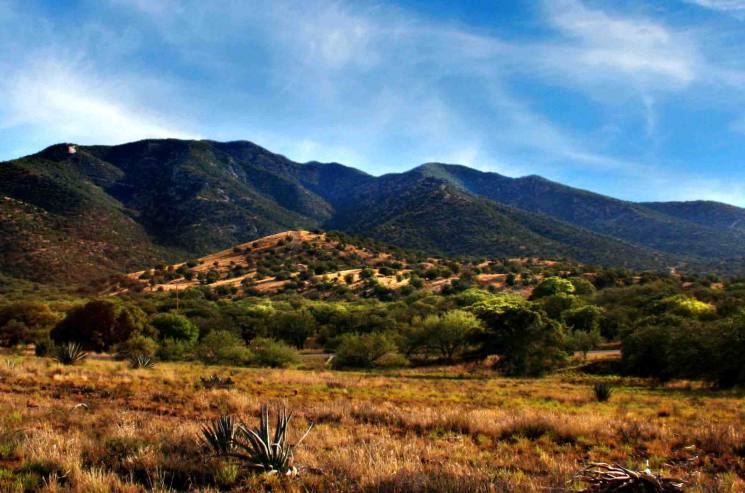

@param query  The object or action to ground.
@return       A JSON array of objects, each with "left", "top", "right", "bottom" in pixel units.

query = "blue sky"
[{"left": 2, "top": 0, "right": 745, "bottom": 205}]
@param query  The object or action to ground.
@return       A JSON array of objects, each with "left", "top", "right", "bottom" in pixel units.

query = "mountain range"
[{"left": 2, "top": 138, "right": 744, "bottom": 284}]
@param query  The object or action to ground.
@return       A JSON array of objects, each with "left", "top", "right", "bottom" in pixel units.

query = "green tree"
[
  {"left": 530, "top": 277, "right": 575, "bottom": 300},
  {"left": 621, "top": 324, "right": 675, "bottom": 380},
  {"left": 333, "top": 332, "right": 401, "bottom": 368},
  {"left": 51, "top": 300, "right": 149, "bottom": 352},
  {"left": 563, "top": 305, "right": 604, "bottom": 333},
  {"left": 568, "top": 277, "right": 596, "bottom": 296},
  {"left": 656, "top": 295, "right": 715, "bottom": 318},
  {"left": 272, "top": 310, "right": 317, "bottom": 348},
  {"left": 470, "top": 296, "right": 567, "bottom": 376},
  {"left": 536, "top": 293, "right": 578, "bottom": 320},
  {"left": 505, "top": 273, "right": 516, "bottom": 286},
  {"left": 566, "top": 329, "right": 602, "bottom": 359},
  {"left": 419, "top": 310, "right": 481, "bottom": 361},
  {"left": 0, "top": 301, "right": 59, "bottom": 347},
  {"left": 704, "top": 315, "right": 745, "bottom": 387},
  {"left": 150, "top": 312, "right": 199, "bottom": 343},
  {"left": 196, "top": 330, "right": 253, "bottom": 366}
]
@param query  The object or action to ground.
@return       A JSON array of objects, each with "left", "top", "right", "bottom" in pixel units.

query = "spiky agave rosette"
[{"left": 202, "top": 403, "right": 314, "bottom": 476}]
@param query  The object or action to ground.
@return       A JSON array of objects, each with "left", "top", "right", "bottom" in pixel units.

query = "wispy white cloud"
[
  {"left": 683, "top": 0, "right": 745, "bottom": 16},
  {"left": 543, "top": 0, "right": 697, "bottom": 85},
  {"left": 0, "top": 57, "right": 198, "bottom": 145}
]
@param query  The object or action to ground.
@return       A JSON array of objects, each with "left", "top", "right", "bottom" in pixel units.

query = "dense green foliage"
[
  {"left": 50, "top": 299, "right": 151, "bottom": 352},
  {"left": 2, "top": 255, "right": 745, "bottom": 384},
  {"left": 150, "top": 313, "right": 199, "bottom": 343},
  {"left": 470, "top": 296, "right": 567, "bottom": 376},
  {"left": 0, "top": 301, "right": 59, "bottom": 346}
]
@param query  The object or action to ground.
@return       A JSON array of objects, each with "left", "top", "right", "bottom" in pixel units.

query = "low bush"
[
  {"left": 113, "top": 335, "right": 158, "bottom": 359},
  {"left": 196, "top": 331, "right": 253, "bottom": 366},
  {"left": 333, "top": 332, "right": 406, "bottom": 369},
  {"left": 250, "top": 337, "right": 299, "bottom": 368},
  {"left": 34, "top": 338, "right": 55, "bottom": 357},
  {"left": 157, "top": 338, "right": 195, "bottom": 361}
]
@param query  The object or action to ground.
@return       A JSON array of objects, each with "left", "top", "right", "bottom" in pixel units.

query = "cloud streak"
[{"left": 0, "top": 58, "right": 198, "bottom": 144}]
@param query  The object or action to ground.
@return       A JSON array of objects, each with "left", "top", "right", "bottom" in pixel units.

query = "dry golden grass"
[{"left": 0, "top": 353, "right": 742, "bottom": 492}]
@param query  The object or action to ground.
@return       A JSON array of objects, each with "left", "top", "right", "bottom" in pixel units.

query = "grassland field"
[{"left": 0, "top": 350, "right": 743, "bottom": 492}]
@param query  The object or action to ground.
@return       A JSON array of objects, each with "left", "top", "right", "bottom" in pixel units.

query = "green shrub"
[
  {"left": 196, "top": 331, "right": 253, "bottom": 366},
  {"left": 530, "top": 277, "right": 575, "bottom": 300},
  {"left": 151, "top": 312, "right": 199, "bottom": 343},
  {"left": 34, "top": 338, "right": 55, "bottom": 357},
  {"left": 250, "top": 337, "right": 299, "bottom": 368},
  {"left": 113, "top": 334, "right": 158, "bottom": 359},
  {"left": 333, "top": 332, "right": 402, "bottom": 369},
  {"left": 372, "top": 352, "right": 410, "bottom": 368},
  {"left": 157, "top": 338, "right": 195, "bottom": 361}
]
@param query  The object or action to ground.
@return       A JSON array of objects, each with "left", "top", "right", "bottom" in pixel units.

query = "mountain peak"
[{"left": 3, "top": 138, "right": 745, "bottom": 283}]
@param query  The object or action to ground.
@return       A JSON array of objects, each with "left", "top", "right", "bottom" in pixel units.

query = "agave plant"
[
  {"left": 54, "top": 342, "right": 88, "bottom": 365},
  {"left": 201, "top": 404, "right": 314, "bottom": 476},
  {"left": 129, "top": 354, "right": 155, "bottom": 369},
  {"left": 593, "top": 382, "right": 612, "bottom": 402},
  {"left": 575, "top": 462, "right": 684, "bottom": 492},
  {"left": 200, "top": 374, "right": 235, "bottom": 389}
]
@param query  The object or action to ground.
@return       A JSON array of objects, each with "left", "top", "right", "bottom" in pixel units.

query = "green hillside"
[{"left": 2, "top": 138, "right": 745, "bottom": 284}]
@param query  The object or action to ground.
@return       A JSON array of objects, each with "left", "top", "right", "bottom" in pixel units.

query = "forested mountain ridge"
[{"left": 1, "top": 138, "right": 744, "bottom": 283}]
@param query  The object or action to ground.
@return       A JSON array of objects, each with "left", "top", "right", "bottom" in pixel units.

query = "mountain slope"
[
  {"left": 0, "top": 154, "right": 178, "bottom": 283},
  {"left": 1, "top": 138, "right": 744, "bottom": 283},
  {"left": 327, "top": 174, "right": 668, "bottom": 268},
  {"left": 642, "top": 200, "right": 745, "bottom": 233},
  {"left": 410, "top": 163, "right": 745, "bottom": 259}
]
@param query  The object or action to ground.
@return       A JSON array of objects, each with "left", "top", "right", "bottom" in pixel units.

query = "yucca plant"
[
  {"left": 575, "top": 462, "right": 684, "bottom": 492},
  {"left": 201, "top": 404, "right": 314, "bottom": 476},
  {"left": 593, "top": 382, "right": 612, "bottom": 402},
  {"left": 54, "top": 342, "right": 88, "bottom": 365},
  {"left": 129, "top": 354, "right": 155, "bottom": 369}
]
